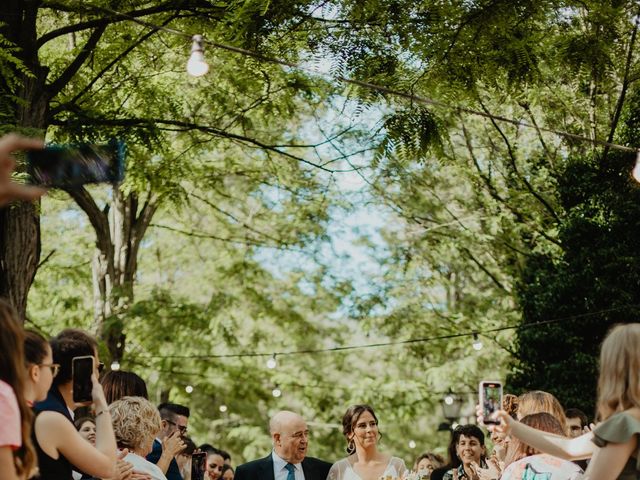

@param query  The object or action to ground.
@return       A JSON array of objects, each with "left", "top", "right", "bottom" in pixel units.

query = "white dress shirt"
[{"left": 272, "top": 450, "right": 305, "bottom": 480}]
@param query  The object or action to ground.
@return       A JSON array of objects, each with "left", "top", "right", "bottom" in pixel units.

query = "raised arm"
[{"left": 491, "top": 410, "right": 596, "bottom": 460}]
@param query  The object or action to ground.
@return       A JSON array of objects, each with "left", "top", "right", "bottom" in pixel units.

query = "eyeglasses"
[
  {"left": 165, "top": 419, "right": 187, "bottom": 435},
  {"left": 40, "top": 363, "right": 60, "bottom": 378}
]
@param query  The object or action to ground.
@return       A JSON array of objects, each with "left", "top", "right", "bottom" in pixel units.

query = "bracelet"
[{"left": 95, "top": 408, "right": 110, "bottom": 418}]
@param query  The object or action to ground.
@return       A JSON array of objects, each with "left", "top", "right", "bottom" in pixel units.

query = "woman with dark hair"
[
  {"left": 23, "top": 330, "right": 58, "bottom": 406},
  {"left": 74, "top": 417, "right": 96, "bottom": 446},
  {"left": 221, "top": 464, "right": 234, "bottom": 480},
  {"left": 100, "top": 370, "right": 148, "bottom": 404},
  {"left": 0, "top": 300, "right": 36, "bottom": 480},
  {"left": 32, "top": 328, "right": 117, "bottom": 479},
  {"left": 442, "top": 425, "right": 486, "bottom": 480},
  {"left": 327, "top": 404, "right": 407, "bottom": 479}
]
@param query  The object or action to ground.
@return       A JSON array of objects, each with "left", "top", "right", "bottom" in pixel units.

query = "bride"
[{"left": 327, "top": 404, "right": 407, "bottom": 480}]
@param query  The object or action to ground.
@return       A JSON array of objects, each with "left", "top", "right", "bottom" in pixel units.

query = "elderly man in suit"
[{"left": 235, "top": 411, "right": 331, "bottom": 480}]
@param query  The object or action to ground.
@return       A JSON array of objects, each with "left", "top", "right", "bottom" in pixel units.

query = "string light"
[
  {"left": 110, "top": 360, "right": 121, "bottom": 371},
  {"left": 408, "top": 440, "right": 416, "bottom": 449},
  {"left": 472, "top": 334, "right": 483, "bottom": 351},
  {"left": 137, "top": 304, "right": 638, "bottom": 360},
  {"left": 219, "top": 404, "right": 228, "bottom": 413},
  {"left": 272, "top": 385, "right": 282, "bottom": 398},
  {"left": 633, "top": 152, "right": 640, "bottom": 182},
  {"left": 186, "top": 35, "right": 209, "bottom": 77},
  {"left": 185, "top": 385, "right": 194, "bottom": 393},
  {"left": 266, "top": 354, "right": 277, "bottom": 369}
]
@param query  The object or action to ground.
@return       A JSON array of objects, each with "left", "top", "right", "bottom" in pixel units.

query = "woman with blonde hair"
[
  {"left": 487, "top": 323, "right": 640, "bottom": 480},
  {"left": 517, "top": 391, "right": 568, "bottom": 435},
  {"left": 110, "top": 396, "right": 166, "bottom": 480}
]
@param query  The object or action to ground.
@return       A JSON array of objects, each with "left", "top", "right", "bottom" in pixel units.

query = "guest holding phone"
[
  {"left": 33, "top": 328, "right": 117, "bottom": 480},
  {"left": 484, "top": 323, "right": 640, "bottom": 480}
]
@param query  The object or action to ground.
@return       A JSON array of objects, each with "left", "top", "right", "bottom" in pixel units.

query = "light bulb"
[
  {"left": 472, "top": 334, "right": 483, "bottom": 351},
  {"left": 444, "top": 395, "right": 454, "bottom": 405},
  {"left": 272, "top": 387, "right": 282, "bottom": 398},
  {"left": 408, "top": 440, "right": 416, "bottom": 449},
  {"left": 219, "top": 404, "right": 228, "bottom": 413},
  {"left": 267, "top": 355, "right": 277, "bottom": 369},
  {"left": 110, "top": 360, "right": 120, "bottom": 371},
  {"left": 187, "top": 35, "right": 209, "bottom": 77},
  {"left": 185, "top": 385, "right": 194, "bottom": 394},
  {"left": 633, "top": 152, "right": 640, "bottom": 182}
]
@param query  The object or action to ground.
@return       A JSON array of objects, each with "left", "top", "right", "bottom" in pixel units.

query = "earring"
[{"left": 346, "top": 439, "right": 355, "bottom": 454}]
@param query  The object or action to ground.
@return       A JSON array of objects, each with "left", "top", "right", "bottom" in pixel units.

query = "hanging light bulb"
[
  {"left": 185, "top": 385, "right": 194, "bottom": 394},
  {"left": 408, "top": 440, "right": 417, "bottom": 449},
  {"left": 472, "top": 333, "right": 483, "bottom": 351},
  {"left": 219, "top": 404, "right": 228, "bottom": 413},
  {"left": 272, "top": 385, "right": 282, "bottom": 398},
  {"left": 633, "top": 151, "right": 640, "bottom": 182},
  {"left": 110, "top": 360, "right": 120, "bottom": 371},
  {"left": 266, "top": 354, "right": 277, "bottom": 369},
  {"left": 186, "top": 35, "right": 209, "bottom": 77}
]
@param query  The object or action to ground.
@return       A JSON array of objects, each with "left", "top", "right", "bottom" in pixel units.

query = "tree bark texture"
[{"left": 68, "top": 186, "right": 159, "bottom": 361}]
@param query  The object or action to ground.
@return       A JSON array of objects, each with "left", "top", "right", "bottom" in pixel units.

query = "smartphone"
[
  {"left": 191, "top": 452, "right": 207, "bottom": 480},
  {"left": 479, "top": 380, "right": 503, "bottom": 425},
  {"left": 72, "top": 356, "right": 94, "bottom": 403},
  {"left": 26, "top": 139, "right": 125, "bottom": 187}
]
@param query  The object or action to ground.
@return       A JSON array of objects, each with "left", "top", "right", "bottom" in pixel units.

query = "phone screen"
[
  {"left": 27, "top": 140, "right": 125, "bottom": 187},
  {"left": 72, "top": 356, "right": 94, "bottom": 403},
  {"left": 480, "top": 381, "right": 503, "bottom": 425},
  {"left": 191, "top": 452, "right": 207, "bottom": 480}
]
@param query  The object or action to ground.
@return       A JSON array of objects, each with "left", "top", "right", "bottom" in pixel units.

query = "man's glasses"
[
  {"left": 40, "top": 363, "right": 60, "bottom": 378},
  {"left": 165, "top": 419, "right": 187, "bottom": 435}
]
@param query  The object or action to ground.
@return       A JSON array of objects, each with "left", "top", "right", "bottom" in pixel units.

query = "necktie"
[{"left": 285, "top": 463, "right": 296, "bottom": 480}]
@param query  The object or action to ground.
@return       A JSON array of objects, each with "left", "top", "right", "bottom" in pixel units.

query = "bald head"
[{"left": 270, "top": 411, "right": 308, "bottom": 464}]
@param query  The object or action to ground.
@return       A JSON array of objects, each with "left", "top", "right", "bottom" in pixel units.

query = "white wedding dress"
[{"left": 327, "top": 456, "right": 407, "bottom": 480}]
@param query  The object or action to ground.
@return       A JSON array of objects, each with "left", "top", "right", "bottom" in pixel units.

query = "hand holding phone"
[
  {"left": 26, "top": 139, "right": 125, "bottom": 188},
  {"left": 72, "top": 355, "right": 95, "bottom": 404},
  {"left": 191, "top": 452, "right": 207, "bottom": 480},
  {"left": 479, "top": 380, "right": 503, "bottom": 425}
]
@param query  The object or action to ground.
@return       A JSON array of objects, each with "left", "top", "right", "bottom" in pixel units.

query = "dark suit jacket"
[
  {"left": 146, "top": 439, "right": 183, "bottom": 480},
  {"left": 235, "top": 453, "right": 332, "bottom": 480}
]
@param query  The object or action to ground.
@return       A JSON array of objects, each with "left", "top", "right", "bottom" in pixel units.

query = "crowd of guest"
[{"left": 1, "top": 135, "right": 640, "bottom": 480}]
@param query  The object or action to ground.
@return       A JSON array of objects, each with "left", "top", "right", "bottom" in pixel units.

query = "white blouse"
[{"left": 327, "top": 456, "right": 407, "bottom": 480}]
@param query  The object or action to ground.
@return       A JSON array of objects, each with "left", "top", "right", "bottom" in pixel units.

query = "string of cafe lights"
[
  {"left": 86, "top": 5, "right": 639, "bottom": 164},
  {"left": 135, "top": 304, "right": 638, "bottom": 362}
]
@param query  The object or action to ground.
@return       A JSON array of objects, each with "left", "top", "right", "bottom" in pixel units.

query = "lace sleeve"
[
  {"left": 327, "top": 459, "right": 346, "bottom": 480},
  {"left": 390, "top": 457, "right": 408, "bottom": 477}
]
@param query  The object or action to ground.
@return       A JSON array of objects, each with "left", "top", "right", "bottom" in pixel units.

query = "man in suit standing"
[
  {"left": 146, "top": 403, "right": 189, "bottom": 480},
  {"left": 235, "top": 411, "right": 332, "bottom": 480}
]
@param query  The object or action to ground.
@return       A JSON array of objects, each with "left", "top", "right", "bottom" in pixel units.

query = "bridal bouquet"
[{"left": 403, "top": 471, "right": 431, "bottom": 480}]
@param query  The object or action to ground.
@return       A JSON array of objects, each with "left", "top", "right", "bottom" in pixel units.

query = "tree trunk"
[
  {"left": 70, "top": 186, "right": 159, "bottom": 363},
  {"left": 0, "top": 203, "right": 41, "bottom": 318}
]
